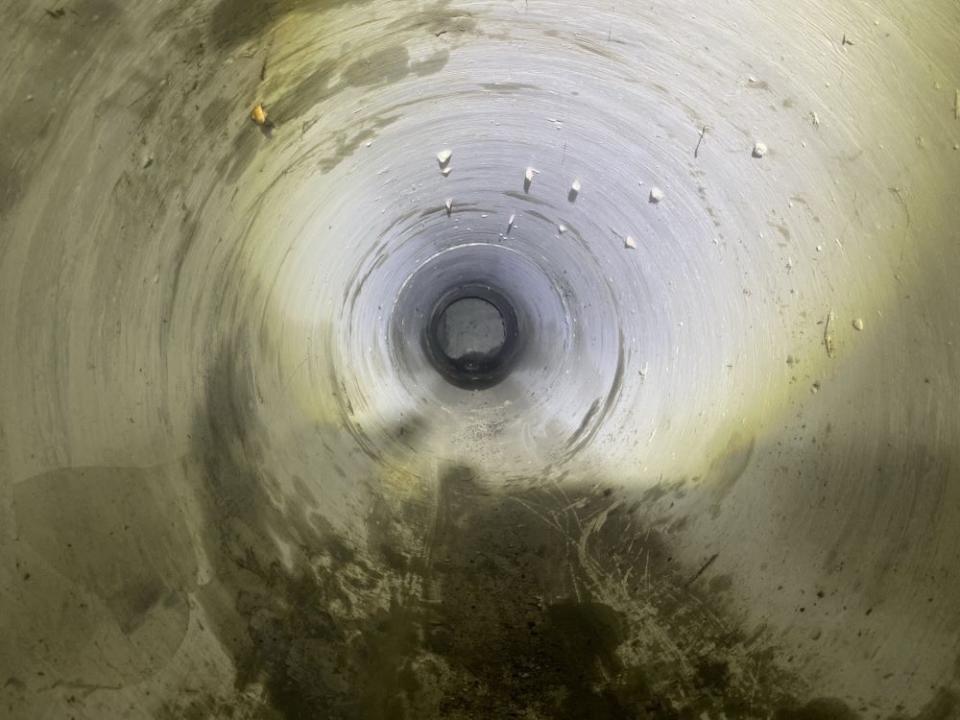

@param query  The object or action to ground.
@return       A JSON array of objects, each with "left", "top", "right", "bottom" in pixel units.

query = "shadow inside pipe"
[
  {"left": 164, "top": 340, "right": 960, "bottom": 720},
  {"left": 6, "top": 331, "right": 959, "bottom": 720}
]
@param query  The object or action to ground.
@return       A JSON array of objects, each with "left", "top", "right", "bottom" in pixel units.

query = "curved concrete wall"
[{"left": 1, "top": 0, "right": 959, "bottom": 718}]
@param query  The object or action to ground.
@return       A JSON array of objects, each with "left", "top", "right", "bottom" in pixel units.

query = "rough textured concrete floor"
[{"left": 1, "top": 0, "right": 959, "bottom": 718}]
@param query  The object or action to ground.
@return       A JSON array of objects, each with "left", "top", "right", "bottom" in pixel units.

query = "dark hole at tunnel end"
[{"left": 423, "top": 284, "right": 522, "bottom": 390}]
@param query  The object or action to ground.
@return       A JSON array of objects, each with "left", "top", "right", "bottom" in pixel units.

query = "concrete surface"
[{"left": 1, "top": 0, "right": 959, "bottom": 718}]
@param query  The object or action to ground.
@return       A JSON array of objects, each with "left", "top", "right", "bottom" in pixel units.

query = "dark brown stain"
[
  {"left": 502, "top": 189, "right": 551, "bottom": 206},
  {"left": 573, "top": 39, "right": 621, "bottom": 62},
  {"left": 0, "top": 149, "right": 23, "bottom": 215},
  {"left": 776, "top": 697, "right": 861, "bottom": 720},
  {"left": 221, "top": 120, "right": 266, "bottom": 183},
  {"left": 201, "top": 96, "right": 234, "bottom": 134},
  {"left": 770, "top": 221, "right": 792, "bottom": 240},
  {"left": 480, "top": 82, "right": 539, "bottom": 93},
  {"left": 343, "top": 45, "right": 412, "bottom": 86},
  {"left": 268, "top": 59, "right": 338, "bottom": 122},
  {"left": 208, "top": 0, "right": 372, "bottom": 49},
  {"left": 384, "top": 1, "right": 478, "bottom": 37},
  {"left": 709, "top": 574, "right": 734, "bottom": 593},
  {"left": 268, "top": 45, "right": 448, "bottom": 127},
  {"left": 410, "top": 49, "right": 450, "bottom": 77},
  {"left": 315, "top": 113, "right": 402, "bottom": 173}
]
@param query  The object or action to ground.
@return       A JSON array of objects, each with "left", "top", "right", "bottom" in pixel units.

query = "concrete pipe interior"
[{"left": 1, "top": 0, "right": 960, "bottom": 718}]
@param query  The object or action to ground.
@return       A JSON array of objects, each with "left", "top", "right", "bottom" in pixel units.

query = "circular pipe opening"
[
  {"left": 424, "top": 284, "right": 522, "bottom": 390},
  {"left": 436, "top": 297, "right": 506, "bottom": 361}
]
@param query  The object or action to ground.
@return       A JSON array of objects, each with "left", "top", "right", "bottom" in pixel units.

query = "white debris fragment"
[
  {"left": 852, "top": 317, "right": 864, "bottom": 331},
  {"left": 568, "top": 178, "right": 581, "bottom": 201},
  {"left": 437, "top": 149, "right": 452, "bottom": 166},
  {"left": 441, "top": 166, "right": 453, "bottom": 176},
  {"left": 649, "top": 187, "right": 664, "bottom": 204},
  {"left": 752, "top": 142, "right": 768, "bottom": 158},
  {"left": 624, "top": 235, "right": 637, "bottom": 249},
  {"left": 507, "top": 213, "right": 516, "bottom": 233},
  {"left": 558, "top": 223, "right": 566, "bottom": 234},
  {"left": 525, "top": 167, "right": 539, "bottom": 183},
  {"left": 445, "top": 198, "right": 453, "bottom": 215},
  {"left": 811, "top": 111, "right": 820, "bottom": 128}
]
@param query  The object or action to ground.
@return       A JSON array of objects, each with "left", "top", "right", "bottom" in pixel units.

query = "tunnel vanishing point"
[{"left": 2, "top": 0, "right": 960, "bottom": 718}]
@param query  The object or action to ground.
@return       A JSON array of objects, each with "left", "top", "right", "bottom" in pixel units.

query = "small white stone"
[
  {"left": 441, "top": 166, "right": 452, "bottom": 176},
  {"left": 852, "top": 318, "right": 864, "bottom": 331},
  {"left": 752, "top": 142, "right": 768, "bottom": 158},
  {"left": 445, "top": 198, "right": 453, "bottom": 214},
  {"left": 571, "top": 178, "right": 581, "bottom": 193},
  {"left": 507, "top": 213, "right": 516, "bottom": 232},
  {"left": 649, "top": 187, "right": 664, "bottom": 203},
  {"left": 558, "top": 224, "right": 566, "bottom": 234},
  {"left": 437, "top": 149, "right": 452, "bottom": 166},
  {"left": 624, "top": 235, "right": 637, "bottom": 249}
]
